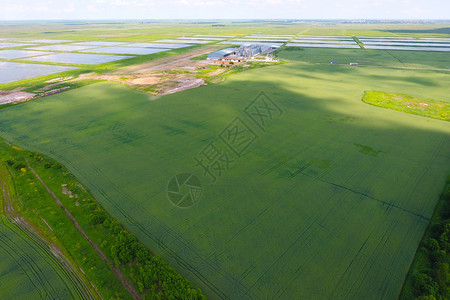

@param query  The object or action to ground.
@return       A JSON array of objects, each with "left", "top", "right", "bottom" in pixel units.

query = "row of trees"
[
  {"left": 412, "top": 181, "right": 450, "bottom": 300},
  {"left": 104, "top": 220, "right": 205, "bottom": 299},
  {"left": 84, "top": 197, "right": 205, "bottom": 299}
]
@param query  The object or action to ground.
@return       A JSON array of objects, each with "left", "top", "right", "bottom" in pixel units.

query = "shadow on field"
[
  {"left": 0, "top": 70, "right": 449, "bottom": 300},
  {"left": 365, "top": 75, "right": 440, "bottom": 87}
]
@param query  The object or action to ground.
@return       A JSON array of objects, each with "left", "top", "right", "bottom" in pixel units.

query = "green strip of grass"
[
  {"left": 362, "top": 91, "right": 449, "bottom": 121},
  {"left": 399, "top": 176, "right": 450, "bottom": 300},
  {"left": 190, "top": 54, "right": 208, "bottom": 60},
  {"left": 0, "top": 78, "right": 102, "bottom": 111}
]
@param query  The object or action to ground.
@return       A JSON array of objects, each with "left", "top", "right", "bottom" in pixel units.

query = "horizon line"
[{"left": 1, "top": 18, "right": 450, "bottom": 22}]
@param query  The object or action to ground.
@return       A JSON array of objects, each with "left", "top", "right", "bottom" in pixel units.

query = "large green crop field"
[
  {"left": 0, "top": 46, "right": 449, "bottom": 299},
  {"left": 0, "top": 216, "right": 83, "bottom": 299}
]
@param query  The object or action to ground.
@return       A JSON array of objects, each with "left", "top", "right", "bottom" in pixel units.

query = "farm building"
[
  {"left": 208, "top": 44, "right": 279, "bottom": 64},
  {"left": 213, "top": 56, "right": 247, "bottom": 65},
  {"left": 207, "top": 48, "right": 237, "bottom": 60}
]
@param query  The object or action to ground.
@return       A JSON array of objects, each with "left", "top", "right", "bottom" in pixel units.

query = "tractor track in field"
[
  {"left": 0, "top": 162, "right": 98, "bottom": 299},
  {"left": 260, "top": 153, "right": 430, "bottom": 221},
  {"left": 24, "top": 159, "right": 142, "bottom": 300},
  {"left": 314, "top": 177, "right": 430, "bottom": 221}
]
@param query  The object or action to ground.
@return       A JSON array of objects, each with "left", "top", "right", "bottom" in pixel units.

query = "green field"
[
  {"left": 362, "top": 90, "right": 449, "bottom": 121},
  {"left": 0, "top": 216, "right": 84, "bottom": 299},
  {"left": 1, "top": 22, "right": 450, "bottom": 299}
]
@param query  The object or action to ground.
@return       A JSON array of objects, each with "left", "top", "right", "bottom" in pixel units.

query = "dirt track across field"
[{"left": 121, "top": 44, "right": 223, "bottom": 74}]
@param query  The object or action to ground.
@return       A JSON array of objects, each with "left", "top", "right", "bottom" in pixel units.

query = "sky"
[{"left": 0, "top": 0, "right": 449, "bottom": 20}]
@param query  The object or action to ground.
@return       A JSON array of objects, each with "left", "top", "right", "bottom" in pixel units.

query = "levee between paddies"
[{"left": 0, "top": 51, "right": 449, "bottom": 299}]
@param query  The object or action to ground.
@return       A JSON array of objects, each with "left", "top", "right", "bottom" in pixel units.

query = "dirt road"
[
  {"left": 121, "top": 44, "right": 223, "bottom": 74},
  {"left": 25, "top": 159, "right": 142, "bottom": 300}
]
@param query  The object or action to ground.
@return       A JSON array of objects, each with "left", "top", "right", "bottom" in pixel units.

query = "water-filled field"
[
  {"left": 296, "top": 36, "right": 354, "bottom": 40},
  {"left": 358, "top": 36, "right": 414, "bottom": 39},
  {"left": 231, "top": 38, "right": 289, "bottom": 42},
  {"left": 0, "top": 50, "right": 53, "bottom": 59},
  {"left": 25, "top": 52, "right": 133, "bottom": 65},
  {"left": 0, "top": 43, "right": 35, "bottom": 48},
  {"left": 292, "top": 40, "right": 357, "bottom": 44},
  {"left": 249, "top": 35, "right": 295, "bottom": 38},
  {"left": 0, "top": 61, "right": 77, "bottom": 84},
  {"left": 72, "top": 41, "right": 129, "bottom": 46},
  {"left": 124, "top": 43, "right": 193, "bottom": 49},
  {"left": 0, "top": 48, "right": 448, "bottom": 299},
  {"left": 195, "top": 35, "right": 235, "bottom": 38},
  {"left": 28, "top": 44, "right": 98, "bottom": 52},
  {"left": 219, "top": 41, "right": 284, "bottom": 47},
  {"left": 364, "top": 45, "right": 450, "bottom": 51},
  {"left": 287, "top": 43, "right": 360, "bottom": 48},
  {"left": 154, "top": 39, "right": 212, "bottom": 44},
  {"left": 23, "top": 39, "right": 73, "bottom": 43},
  {"left": 362, "top": 42, "right": 450, "bottom": 47},
  {"left": 81, "top": 46, "right": 170, "bottom": 55},
  {"left": 179, "top": 37, "right": 225, "bottom": 40},
  {"left": 358, "top": 38, "right": 420, "bottom": 42}
]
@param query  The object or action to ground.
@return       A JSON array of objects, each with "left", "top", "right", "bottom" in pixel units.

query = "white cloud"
[
  {"left": 133, "top": 0, "right": 155, "bottom": 6},
  {"left": 87, "top": 5, "right": 98, "bottom": 12},
  {"left": 62, "top": 3, "right": 76, "bottom": 12},
  {"left": 111, "top": 0, "right": 130, "bottom": 6}
]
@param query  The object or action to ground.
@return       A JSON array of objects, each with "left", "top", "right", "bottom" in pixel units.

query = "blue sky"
[{"left": 0, "top": 0, "right": 449, "bottom": 20}]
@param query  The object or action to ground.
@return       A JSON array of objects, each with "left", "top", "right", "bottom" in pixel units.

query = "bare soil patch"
[
  {"left": 72, "top": 45, "right": 228, "bottom": 96},
  {"left": 130, "top": 76, "right": 161, "bottom": 85},
  {"left": 0, "top": 88, "right": 35, "bottom": 105},
  {"left": 159, "top": 78, "right": 206, "bottom": 95}
]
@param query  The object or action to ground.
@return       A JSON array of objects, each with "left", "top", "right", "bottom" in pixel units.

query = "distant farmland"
[{"left": 0, "top": 48, "right": 449, "bottom": 299}]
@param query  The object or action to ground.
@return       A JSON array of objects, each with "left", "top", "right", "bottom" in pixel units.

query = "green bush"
[{"left": 414, "top": 273, "right": 439, "bottom": 296}]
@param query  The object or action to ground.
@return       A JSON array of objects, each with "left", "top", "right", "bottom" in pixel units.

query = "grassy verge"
[
  {"left": 203, "top": 60, "right": 284, "bottom": 84},
  {"left": 362, "top": 91, "right": 449, "bottom": 121},
  {"left": 0, "top": 77, "right": 102, "bottom": 111},
  {"left": 399, "top": 176, "right": 450, "bottom": 300},
  {"left": 352, "top": 36, "right": 364, "bottom": 49},
  {"left": 0, "top": 139, "right": 205, "bottom": 299},
  {"left": 190, "top": 54, "right": 208, "bottom": 60},
  {"left": 0, "top": 141, "right": 129, "bottom": 299}
]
